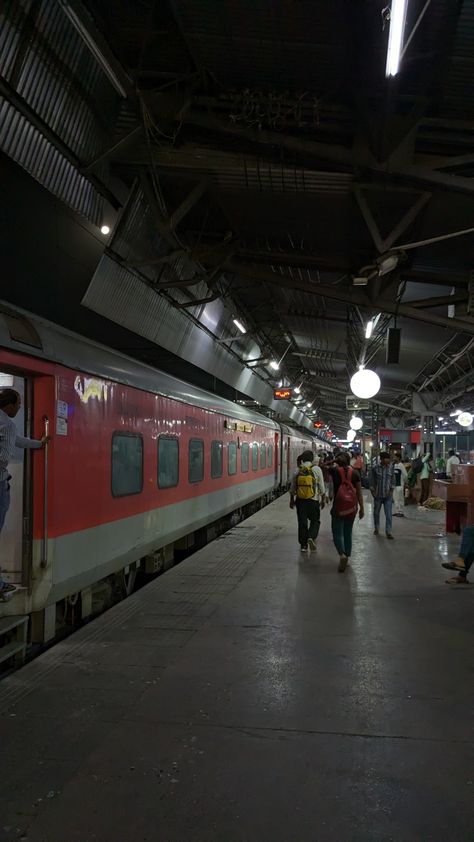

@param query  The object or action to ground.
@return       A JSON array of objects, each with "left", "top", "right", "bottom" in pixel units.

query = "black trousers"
[{"left": 296, "top": 499, "right": 320, "bottom": 547}]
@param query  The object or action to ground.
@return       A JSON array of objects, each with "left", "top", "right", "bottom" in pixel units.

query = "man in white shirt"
[
  {"left": 393, "top": 453, "right": 408, "bottom": 517},
  {"left": 289, "top": 450, "right": 325, "bottom": 552},
  {"left": 446, "top": 449, "right": 460, "bottom": 480},
  {"left": 0, "top": 389, "right": 48, "bottom": 597}
]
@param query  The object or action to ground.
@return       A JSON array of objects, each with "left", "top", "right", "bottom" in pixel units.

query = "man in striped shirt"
[
  {"left": 370, "top": 452, "right": 396, "bottom": 539},
  {"left": 0, "top": 389, "right": 48, "bottom": 597}
]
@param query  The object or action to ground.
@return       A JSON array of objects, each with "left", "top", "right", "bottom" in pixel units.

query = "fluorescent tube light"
[
  {"left": 233, "top": 318, "right": 246, "bottom": 334},
  {"left": 365, "top": 320, "right": 374, "bottom": 339},
  {"left": 386, "top": 0, "right": 409, "bottom": 77}
]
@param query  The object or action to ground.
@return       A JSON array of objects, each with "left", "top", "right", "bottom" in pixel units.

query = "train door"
[
  {"left": 287, "top": 436, "right": 291, "bottom": 482},
  {"left": 0, "top": 373, "right": 32, "bottom": 589}
]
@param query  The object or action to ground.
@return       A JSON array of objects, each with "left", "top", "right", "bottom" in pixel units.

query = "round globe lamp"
[
  {"left": 457, "top": 411, "right": 473, "bottom": 428},
  {"left": 347, "top": 429, "right": 356, "bottom": 442},
  {"left": 350, "top": 367, "right": 381, "bottom": 400},
  {"left": 350, "top": 415, "right": 363, "bottom": 431}
]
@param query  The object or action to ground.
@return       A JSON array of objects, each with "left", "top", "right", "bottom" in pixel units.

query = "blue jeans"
[
  {"left": 458, "top": 526, "right": 474, "bottom": 579},
  {"left": 331, "top": 515, "right": 355, "bottom": 557},
  {"left": 0, "top": 478, "right": 11, "bottom": 587},
  {"left": 374, "top": 497, "right": 393, "bottom": 534}
]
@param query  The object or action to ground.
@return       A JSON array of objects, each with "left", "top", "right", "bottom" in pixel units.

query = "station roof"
[{"left": 1, "top": 0, "right": 474, "bottom": 435}]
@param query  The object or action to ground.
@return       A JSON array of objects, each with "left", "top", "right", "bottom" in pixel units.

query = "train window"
[
  {"left": 260, "top": 444, "right": 266, "bottom": 469},
  {"left": 111, "top": 433, "right": 143, "bottom": 497},
  {"left": 241, "top": 442, "right": 249, "bottom": 472},
  {"left": 189, "top": 438, "right": 204, "bottom": 483},
  {"left": 267, "top": 444, "right": 273, "bottom": 467},
  {"left": 228, "top": 442, "right": 237, "bottom": 476},
  {"left": 211, "top": 440, "right": 223, "bottom": 478},
  {"left": 252, "top": 443, "right": 258, "bottom": 471},
  {"left": 158, "top": 436, "right": 179, "bottom": 488}
]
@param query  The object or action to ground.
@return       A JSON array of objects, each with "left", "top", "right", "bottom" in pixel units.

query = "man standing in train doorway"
[
  {"left": 0, "top": 389, "right": 48, "bottom": 599},
  {"left": 289, "top": 450, "right": 325, "bottom": 552}
]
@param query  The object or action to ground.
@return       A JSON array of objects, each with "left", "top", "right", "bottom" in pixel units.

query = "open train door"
[{"left": 0, "top": 373, "right": 32, "bottom": 593}]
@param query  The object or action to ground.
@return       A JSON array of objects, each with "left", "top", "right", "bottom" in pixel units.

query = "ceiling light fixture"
[
  {"left": 347, "top": 429, "right": 356, "bottom": 442},
  {"left": 458, "top": 412, "right": 473, "bottom": 428},
  {"left": 350, "top": 416, "right": 363, "bottom": 431},
  {"left": 386, "top": 0, "right": 409, "bottom": 78},
  {"left": 100, "top": 225, "right": 110, "bottom": 235},
  {"left": 365, "top": 320, "right": 374, "bottom": 339},
  {"left": 350, "top": 366, "right": 381, "bottom": 400},
  {"left": 269, "top": 360, "right": 279, "bottom": 371},
  {"left": 233, "top": 318, "right": 246, "bottom": 334}
]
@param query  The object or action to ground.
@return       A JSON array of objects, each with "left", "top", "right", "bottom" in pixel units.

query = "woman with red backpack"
[{"left": 329, "top": 451, "right": 365, "bottom": 572}]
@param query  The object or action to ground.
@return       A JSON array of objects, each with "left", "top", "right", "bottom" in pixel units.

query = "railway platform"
[{"left": 0, "top": 495, "right": 472, "bottom": 842}]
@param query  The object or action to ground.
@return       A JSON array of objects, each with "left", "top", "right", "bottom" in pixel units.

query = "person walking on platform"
[
  {"left": 289, "top": 450, "right": 325, "bottom": 553},
  {"left": 419, "top": 452, "right": 433, "bottom": 506},
  {"left": 0, "top": 388, "right": 48, "bottom": 599},
  {"left": 393, "top": 452, "right": 408, "bottom": 517},
  {"left": 329, "top": 451, "right": 364, "bottom": 572},
  {"left": 370, "top": 452, "right": 395, "bottom": 538},
  {"left": 441, "top": 525, "right": 474, "bottom": 587}
]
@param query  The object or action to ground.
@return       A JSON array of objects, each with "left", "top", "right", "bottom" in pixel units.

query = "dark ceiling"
[{"left": 2, "top": 0, "right": 474, "bottom": 434}]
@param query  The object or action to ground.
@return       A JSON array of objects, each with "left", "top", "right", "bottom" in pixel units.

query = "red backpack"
[{"left": 333, "top": 467, "right": 358, "bottom": 519}]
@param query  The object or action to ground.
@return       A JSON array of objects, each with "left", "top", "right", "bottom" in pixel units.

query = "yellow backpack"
[{"left": 296, "top": 466, "right": 316, "bottom": 500}]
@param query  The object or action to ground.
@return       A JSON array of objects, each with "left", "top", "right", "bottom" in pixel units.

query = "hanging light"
[
  {"left": 100, "top": 224, "right": 110, "bottom": 235},
  {"left": 457, "top": 412, "right": 473, "bottom": 428},
  {"left": 347, "top": 429, "right": 356, "bottom": 442},
  {"left": 269, "top": 360, "right": 280, "bottom": 371},
  {"left": 350, "top": 366, "right": 381, "bottom": 399},
  {"left": 350, "top": 415, "right": 363, "bottom": 431}
]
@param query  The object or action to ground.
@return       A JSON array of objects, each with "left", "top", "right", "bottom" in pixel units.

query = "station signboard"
[{"left": 273, "top": 388, "right": 292, "bottom": 400}]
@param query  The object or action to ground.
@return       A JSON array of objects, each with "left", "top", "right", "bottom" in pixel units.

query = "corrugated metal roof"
[
  {"left": 0, "top": 0, "right": 119, "bottom": 222},
  {"left": 0, "top": 94, "right": 103, "bottom": 222}
]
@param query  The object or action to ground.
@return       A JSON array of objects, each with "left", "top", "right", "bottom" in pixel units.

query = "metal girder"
[
  {"left": 203, "top": 255, "right": 474, "bottom": 336},
  {"left": 409, "top": 292, "right": 468, "bottom": 309},
  {"left": 168, "top": 179, "right": 208, "bottom": 232},
  {"left": 180, "top": 107, "right": 474, "bottom": 196},
  {"left": 128, "top": 248, "right": 186, "bottom": 268},
  {"left": 57, "top": 0, "right": 134, "bottom": 98},
  {"left": 353, "top": 187, "right": 431, "bottom": 254},
  {"left": 173, "top": 293, "right": 220, "bottom": 309},
  {"left": 82, "top": 125, "right": 143, "bottom": 173}
]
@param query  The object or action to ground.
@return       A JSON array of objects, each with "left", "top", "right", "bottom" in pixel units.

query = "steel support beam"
[
  {"left": 57, "top": 0, "right": 134, "bottom": 98},
  {"left": 205, "top": 256, "right": 474, "bottom": 336},
  {"left": 409, "top": 292, "right": 468, "bottom": 309},
  {"left": 180, "top": 108, "right": 474, "bottom": 195},
  {"left": 82, "top": 125, "right": 143, "bottom": 173},
  {"left": 168, "top": 179, "right": 208, "bottom": 232}
]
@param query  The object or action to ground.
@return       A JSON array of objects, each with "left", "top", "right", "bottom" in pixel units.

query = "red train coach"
[{"left": 0, "top": 304, "right": 315, "bottom": 645}]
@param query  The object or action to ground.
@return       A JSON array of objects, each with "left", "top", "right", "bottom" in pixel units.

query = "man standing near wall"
[{"left": 370, "top": 452, "right": 395, "bottom": 539}]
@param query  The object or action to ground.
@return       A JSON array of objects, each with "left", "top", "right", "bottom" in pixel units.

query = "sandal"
[
  {"left": 442, "top": 559, "right": 466, "bottom": 572},
  {"left": 445, "top": 576, "right": 472, "bottom": 587}
]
